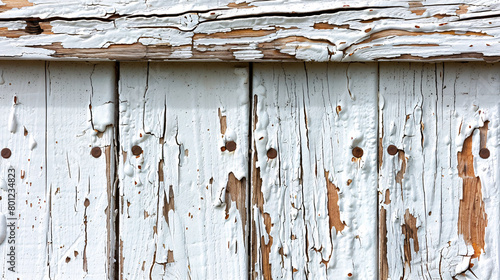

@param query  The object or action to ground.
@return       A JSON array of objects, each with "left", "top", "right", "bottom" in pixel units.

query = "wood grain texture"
[
  {"left": 0, "top": 61, "right": 46, "bottom": 278},
  {"left": 0, "top": 1, "right": 499, "bottom": 61},
  {"left": 118, "top": 62, "right": 249, "bottom": 279},
  {"left": 379, "top": 62, "right": 500, "bottom": 279},
  {"left": 251, "top": 63, "right": 378, "bottom": 279},
  {"left": 46, "top": 62, "right": 116, "bottom": 279}
]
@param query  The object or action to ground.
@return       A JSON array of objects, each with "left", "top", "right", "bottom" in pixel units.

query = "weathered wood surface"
[
  {"left": 379, "top": 63, "right": 500, "bottom": 279},
  {"left": 0, "top": 1, "right": 500, "bottom": 61},
  {"left": 118, "top": 63, "right": 249, "bottom": 279},
  {"left": 46, "top": 62, "right": 116, "bottom": 279},
  {"left": 251, "top": 63, "right": 378, "bottom": 279},
  {"left": 0, "top": 61, "right": 117, "bottom": 279},
  {"left": 0, "top": 61, "right": 46, "bottom": 278},
  {"left": 0, "top": 61, "right": 499, "bottom": 279}
]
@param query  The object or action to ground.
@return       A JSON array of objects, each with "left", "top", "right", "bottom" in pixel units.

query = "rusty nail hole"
[
  {"left": 65, "top": 257, "right": 71, "bottom": 263},
  {"left": 347, "top": 273, "right": 353, "bottom": 277},
  {"left": 220, "top": 146, "right": 226, "bottom": 152},
  {"left": 387, "top": 145, "right": 398, "bottom": 156},
  {"left": 267, "top": 148, "right": 277, "bottom": 159},
  {"left": 84, "top": 198, "right": 90, "bottom": 207},
  {"left": 1, "top": 148, "right": 11, "bottom": 159},
  {"left": 131, "top": 145, "right": 143, "bottom": 156},
  {"left": 91, "top": 147, "right": 101, "bottom": 158},
  {"left": 352, "top": 147, "right": 363, "bottom": 158},
  {"left": 225, "top": 141, "right": 237, "bottom": 152},
  {"left": 479, "top": 148, "right": 490, "bottom": 159}
]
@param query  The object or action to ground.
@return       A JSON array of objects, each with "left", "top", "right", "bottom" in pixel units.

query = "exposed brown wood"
[
  {"left": 313, "top": 22, "right": 349, "bottom": 29},
  {"left": 325, "top": 170, "right": 345, "bottom": 233},
  {"left": 252, "top": 148, "right": 272, "bottom": 280},
  {"left": 402, "top": 209, "right": 419, "bottom": 267},
  {"left": 379, "top": 207, "right": 389, "bottom": 280},
  {"left": 225, "top": 172, "right": 247, "bottom": 234},
  {"left": 457, "top": 129, "right": 488, "bottom": 259},
  {"left": 384, "top": 189, "right": 391, "bottom": 205},
  {"left": 354, "top": 30, "right": 493, "bottom": 48},
  {"left": 218, "top": 108, "right": 227, "bottom": 135},
  {"left": 162, "top": 185, "right": 175, "bottom": 225},
  {"left": 0, "top": 0, "right": 33, "bottom": 12},
  {"left": 193, "top": 29, "right": 280, "bottom": 40},
  {"left": 395, "top": 151, "right": 406, "bottom": 185},
  {"left": 167, "top": 250, "right": 175, "bottom": 263}
]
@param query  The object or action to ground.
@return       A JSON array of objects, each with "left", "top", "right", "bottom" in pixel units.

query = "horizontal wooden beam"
[{"left": 0, "top": 0, "right": 499, "bottom": 62}]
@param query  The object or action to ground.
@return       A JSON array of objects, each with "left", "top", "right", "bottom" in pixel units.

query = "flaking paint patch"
[
  {"left": 402, "top": 209, "right": 419, "bottom": 267},
  {"left": 0, "top": 0, "right": 33, "bottom": 11},
  {"left": 457, "top": 129, "right": 487, "bottom": 258},
  {"left": 218, "top": 108, "right": 227, "bottom": 135},
  {"left": 395, "top": 151, "right": 406, "bottom": 186},
  {"left": 324, "top": 170, "right": 345, "bottom": 233},
  {"left": 252, "top": 150, "right": 272, "bottom": 280},
  {"left": 163, "top": 185, "right": 174, "bottom": 225},
  {"left": 225, "top": 172, "right": 246, "bottom": 234}
]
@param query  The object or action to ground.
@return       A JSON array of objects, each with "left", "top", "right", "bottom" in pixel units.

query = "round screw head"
[
  {"left": 352, "top": 147, "right": 364, "bottom": 158},
  {"left": 267, "top": 148, "right": 277, "bottom": 159},
  {"left": 1, "top": 148, "right": 11, "bottom": 159},
  {"left": 225, "top": 141, "right": 237, "bottom": 152},
  {"left": 91, "top": 147, "right": 102, "bottom": 158},
  {"left": 131, "top": 145, "right": 143, "bottom": 156},
  {"left": 387, "top": 145, "right": 398, "bottom": 156},
  {"left": 479, "top": 148, "right": 490, "bottom": 159}
]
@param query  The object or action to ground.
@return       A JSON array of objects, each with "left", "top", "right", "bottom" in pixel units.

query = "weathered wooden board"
[
  {"left": 0, "top": 61, "right": 46, "bottom": 278},
  {"left": 251, "top": 63, "right": 378, "bottom": 279},
  {"left": 379, "top": 63, "right": 500, "bottom": 279},
  {"left": 0, "top": 1, "right": 499, "bottom": 61},
  {"left": 118, "top": 62, "right": 249, "bottom": 279},
  {"left": 46, "top": 62, "right": 116, "bottom": 279}
]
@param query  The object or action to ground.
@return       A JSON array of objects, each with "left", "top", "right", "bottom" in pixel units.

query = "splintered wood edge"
[{"left": 0, "top": 1, "right": 499, "bottom": 62}]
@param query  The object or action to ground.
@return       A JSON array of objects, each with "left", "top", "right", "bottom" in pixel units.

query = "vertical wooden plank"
[
  {"left": 118, "top": 63, "right": 249, "bottom": 279},
  {"left": 251, "top": 63, "right": 378, "bottom": 280},
  {"left": 46, "top": 62, "right": 116, "bottom": 279},
  {"left": 0, "top": 61, "right": 47, "bottom": 278},
  {"left": 379, "top": 62, "right": 500, "bottom": 279}
]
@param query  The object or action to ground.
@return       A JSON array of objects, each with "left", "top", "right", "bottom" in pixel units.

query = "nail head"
[
  {"left": 387, "top": 145, "right": 398, "bottom": 156},
  {"left": 131, "top": 145, "right": 143, "bottom": 156},
  {"left": 1, "top": 148, "right": 11, "bottom": 159},
  {"left": 479, "top": 148, "right": 490, "bottom": 159},
  {"left": 225, "top": 141, "right": 237, "bottom": 152},
  {"left": 91, "top": 147, "right": 101, "bottom": 158},
  {"left": 267, "top": 148, "right": 277, "bottom": 159},
  {"left": 352, "top": 147, "right": 363, "bottom": 158}
]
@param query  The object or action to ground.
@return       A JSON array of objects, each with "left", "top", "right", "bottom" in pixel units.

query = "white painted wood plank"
[
  {"left": 118, "top": 62, "right": 249, "bottom": 279},
  {"left": 379, "top": 62, "right": 500, "bottom": 279},
  {"left": 251, "top": 63, "right": 378, "bottom": 279},
  {"left": 0, "top": 61, "right": 47, "bottom": 278},
  {"left": 46, "top": 62, "right": 116, "bottom": 279},
  {"left": 0, "top": 1, "right": 499, "bottom": 61}
]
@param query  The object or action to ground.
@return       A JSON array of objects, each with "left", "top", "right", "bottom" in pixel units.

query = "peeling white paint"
[
  {"left": 379, "top": 62, "right": 500, "bottom": 280},
  {"left": 118, "top": 62, "right": 249, "bottom": 279},
  {"left": 252, "top": 63, "right": 378, "bottom": 279},
  {"left": 0, "top": 1, "right": 498, "bottom": 61}
]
